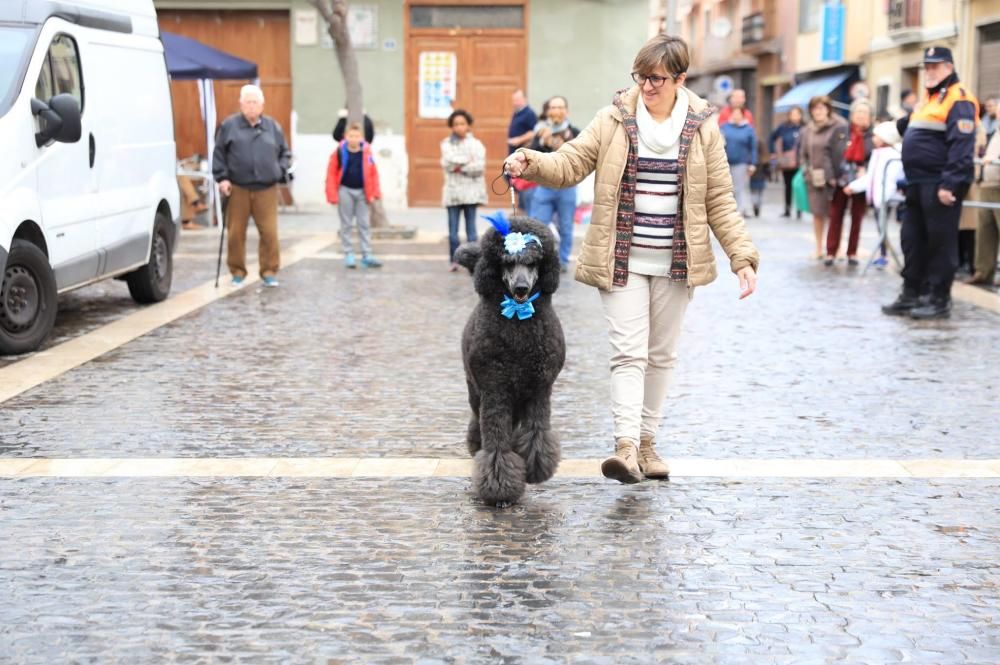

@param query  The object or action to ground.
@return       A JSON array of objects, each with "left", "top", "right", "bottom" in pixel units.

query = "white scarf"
[{"left": 636, "top": 88, "right": 689, "bottom": 154}]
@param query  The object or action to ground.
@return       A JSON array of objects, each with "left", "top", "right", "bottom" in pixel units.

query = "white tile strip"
[
  {"left": 0, "top": 233, "right": 338, "bottom": 405},
  {"left": 0, "top": 458, "right": 996, "bottom": 479}
]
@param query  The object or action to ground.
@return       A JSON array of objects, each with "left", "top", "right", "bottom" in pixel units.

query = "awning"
[
  {"left": 773, "top": 71, "right": 853, "bottom": 112},
  {"left": 161, "top": 31, "right": 258, "bottom": 80}
]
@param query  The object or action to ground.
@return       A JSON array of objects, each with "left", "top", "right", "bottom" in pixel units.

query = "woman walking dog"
[{"left": 505, "top": 34, "right": 759, "bottom": 484}]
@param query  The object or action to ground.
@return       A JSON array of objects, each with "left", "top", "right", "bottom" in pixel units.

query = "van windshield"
[{"left": 0, "top": 26, "right": 35, "bottom": 119}]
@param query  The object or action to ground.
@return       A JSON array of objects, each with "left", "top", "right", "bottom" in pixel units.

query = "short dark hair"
[
  {"left": 900, "top": 89, "right": 915, "bottom": 102},
  {"left": 447, "top": 109, "right": 473, "bottom": 127}
]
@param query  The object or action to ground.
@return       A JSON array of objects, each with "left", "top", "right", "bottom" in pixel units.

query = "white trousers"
[{"left": 599, "top": 274, "right": 692, "bottom": 443}]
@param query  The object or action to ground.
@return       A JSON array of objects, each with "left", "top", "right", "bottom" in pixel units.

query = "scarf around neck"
[
  {"left": 635, "top": 88, "right": 689, "bottom": 153},
  {"left": 536, "top": 118, "right": 570, "bottom": 134}
]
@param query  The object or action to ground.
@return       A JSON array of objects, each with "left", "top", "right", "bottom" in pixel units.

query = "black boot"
[
  {"left": 910, "top": 297, "right": 952, "bottom": 320},
  {"left": 881, "top": 287, "right": 921, "bottom": 316},
  {"left": 781, "top": 207, "right": 790, "bottom": 218}
]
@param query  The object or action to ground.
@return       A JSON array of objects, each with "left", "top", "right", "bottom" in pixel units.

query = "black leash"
[{"left": 491, "top": 166, "right": 518, "bottom": 216}]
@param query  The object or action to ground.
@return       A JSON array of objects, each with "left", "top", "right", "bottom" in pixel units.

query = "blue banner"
[{"left": 820, "top": 2, "right": 845, "bottom": 64}]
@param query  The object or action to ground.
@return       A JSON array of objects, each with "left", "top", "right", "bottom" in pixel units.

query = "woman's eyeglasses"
[{"left": 631, "top": 72, "right": 674, "bottom": 88}]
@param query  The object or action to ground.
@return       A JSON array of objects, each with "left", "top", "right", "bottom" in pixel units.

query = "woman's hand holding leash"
[
  {"left": 737, "top": 266, "right": 757, "bottom": 300},
  {"left": 504, "top": 152, "right": 528, "bottom": 178}
]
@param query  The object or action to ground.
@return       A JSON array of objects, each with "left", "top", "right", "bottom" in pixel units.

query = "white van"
[{"left": 0, "top": 0, "right": 179, "bottom": 355}]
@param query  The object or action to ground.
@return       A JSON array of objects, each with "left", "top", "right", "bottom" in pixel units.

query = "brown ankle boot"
[
  {"left": 601, "top": 438, "right": 643, "bottom": 484},
  {"left": 638, "top": 438, "right": 670, "bottom": 480}
]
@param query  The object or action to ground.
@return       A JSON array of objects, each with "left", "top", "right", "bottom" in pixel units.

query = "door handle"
[{"left": 89, "top": 133, "right": 95, "bottom": 168}]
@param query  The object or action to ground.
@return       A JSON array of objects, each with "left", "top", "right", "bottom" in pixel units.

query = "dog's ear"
[
  {"left": 536, "top": 227, "right": 562, "bottom": 295},
  {"left": 454, "top": 242, "right": 481, "bottom": 273}
]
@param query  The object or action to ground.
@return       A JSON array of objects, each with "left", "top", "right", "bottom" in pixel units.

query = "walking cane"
[{"left": 214, "top": 184, "right": 227, "bottom": 287}]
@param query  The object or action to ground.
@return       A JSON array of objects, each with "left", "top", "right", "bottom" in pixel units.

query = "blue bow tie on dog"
[{"left": 500, "top": 292, "right": 540, "bottom": 320}]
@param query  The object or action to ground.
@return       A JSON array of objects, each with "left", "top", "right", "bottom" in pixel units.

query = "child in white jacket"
[{"left": 844, "top": 121, "right": 905, "bottom": 267}]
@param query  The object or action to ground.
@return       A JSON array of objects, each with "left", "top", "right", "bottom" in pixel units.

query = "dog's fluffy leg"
[
  {"left": 466, "top": 380, "right": 481, "bottom": 455},
  {"left": 472, "top": 395, "right": 526, "bottom": 507},
  {"left": 513, "top": 394, "right": 561, "bottom": 484}
]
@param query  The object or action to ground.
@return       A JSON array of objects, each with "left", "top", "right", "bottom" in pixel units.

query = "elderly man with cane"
[{"left": 213, "top": 84, "right": 291, "bottom": 287}]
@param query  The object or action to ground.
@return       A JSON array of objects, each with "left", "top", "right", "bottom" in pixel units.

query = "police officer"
[{"left": 883, "top": 46, "right": 980, "bottom": 319}]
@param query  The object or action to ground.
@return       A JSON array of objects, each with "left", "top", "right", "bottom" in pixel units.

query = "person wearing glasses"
[
  {"left": 504, "top": 34, "right": 759, "bottom": 485},
  {"left": 529, "top": 96, "right": 581, "bottom": 272}
]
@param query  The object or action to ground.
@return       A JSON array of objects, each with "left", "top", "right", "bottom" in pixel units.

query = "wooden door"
[
  {"left": 405, "top": 2, "right": 528, "bottom": 207},
  {"left": 157, "top": 10, "right": 292, "bottom": 160}
]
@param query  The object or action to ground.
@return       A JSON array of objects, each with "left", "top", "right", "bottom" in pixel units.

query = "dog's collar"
[{"left": 500, "top": 292, "right": 540, "bottom": 320}]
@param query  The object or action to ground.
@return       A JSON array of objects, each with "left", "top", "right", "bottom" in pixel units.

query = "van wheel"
[
  {"left": 0, "top": 240, "right": 58, "bottom": 355},
  {"left": 126, "top": 212, "right": 173, "bottom": 304}
]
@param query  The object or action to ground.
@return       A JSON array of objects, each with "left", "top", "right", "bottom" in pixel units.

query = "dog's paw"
[
  {"left": 472, "top": 448, "right": 526, "bottom": 505},
  {"left": 514, "top": 428, "right": 561, "bottom": 484}
]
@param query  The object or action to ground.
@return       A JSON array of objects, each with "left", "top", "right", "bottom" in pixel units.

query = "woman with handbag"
[
  {"left": 769, "top": 106, "right": 804, "bottom": 218},
  {"left": 800, "top": 96, "right": 849, "bottom": 260},
  {"left": 825, "top": 99, "right": 874, "bottom": 266}
]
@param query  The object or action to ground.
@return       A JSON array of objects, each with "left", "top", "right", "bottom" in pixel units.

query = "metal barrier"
[{"left": 862, "top": 157, "right": 1000, "bottom": 275}]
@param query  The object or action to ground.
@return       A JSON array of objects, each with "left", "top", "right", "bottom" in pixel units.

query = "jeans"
[
  {"left": 447, "top": 204, "right": 478, "bottom": 261},
  {"left": 530, "top": 185, "right": 577, "bottom": 265}
]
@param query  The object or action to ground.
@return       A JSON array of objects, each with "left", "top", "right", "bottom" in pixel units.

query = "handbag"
[
  {"left": 810, "top": 168, "right": 827, "bottom": 188},
  {"left": 778, "top": 148, "right": 798, "bottom": 170},
  {"left": 792, "top": 168, "right": 810, "bottom": 214}
]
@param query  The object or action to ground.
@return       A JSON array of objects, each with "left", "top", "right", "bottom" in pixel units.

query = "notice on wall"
[
  {"left": 418, "top": 51, "right": 457, "bottom": 119},
  {"left": 348, "top": 4, "right": 378, "bottom": 49},
  {"left": 293, "top": 8, "right": 318, "bottom": 46}
]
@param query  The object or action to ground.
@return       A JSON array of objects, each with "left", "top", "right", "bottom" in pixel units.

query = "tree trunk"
[
  {"left": 309, "top": 0, "right": 363, "bottom": 124},
  {"left": 311, "top": 0, "right": 390, "bottom": 227}
]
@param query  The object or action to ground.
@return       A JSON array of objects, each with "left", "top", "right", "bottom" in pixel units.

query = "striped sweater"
[{"left": 628, "top": 139, "right": 680, "bottom": 276}]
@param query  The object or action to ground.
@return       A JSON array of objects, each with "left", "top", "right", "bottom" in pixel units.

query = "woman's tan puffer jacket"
[{"left": 518, "top": 86, "right": 759, "bottom": 290}]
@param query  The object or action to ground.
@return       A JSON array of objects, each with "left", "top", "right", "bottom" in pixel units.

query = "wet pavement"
[{"left": 1, "top": 198, "right": 998, "bottom": 662}]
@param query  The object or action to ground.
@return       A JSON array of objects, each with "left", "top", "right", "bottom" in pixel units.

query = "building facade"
[{"left": 154, "top": 0, "right": 649, "bottom": 209}]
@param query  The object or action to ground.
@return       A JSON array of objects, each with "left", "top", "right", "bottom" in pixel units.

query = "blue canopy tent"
[
  {"left": 774, "top": 71, "right": 854, "bottom": 113},
  {"left": 161, "top": 31, "right": 258, "bottom": 228}
]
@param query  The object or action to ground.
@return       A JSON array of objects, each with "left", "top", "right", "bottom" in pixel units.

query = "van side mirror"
[{"left": 30, "top": 94, "right": 82, "bottom": 147}]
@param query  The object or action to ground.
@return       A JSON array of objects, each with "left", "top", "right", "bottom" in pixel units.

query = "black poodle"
[{"left": 454, "top": 214, "right": 566, "bottom": 507}]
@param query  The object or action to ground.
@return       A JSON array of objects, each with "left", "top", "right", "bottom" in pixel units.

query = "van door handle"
[{"left": 89, "top": 133, "right": 95, "bottom": 168}]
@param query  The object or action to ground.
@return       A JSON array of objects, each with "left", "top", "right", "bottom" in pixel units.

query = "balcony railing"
[{"left": 742, "top": 11, "right": 765, "bottom": 47}]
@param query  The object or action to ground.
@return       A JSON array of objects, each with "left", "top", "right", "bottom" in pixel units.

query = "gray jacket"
[{"left": 212, "top": 113, "right": 291, "bottom": 190}]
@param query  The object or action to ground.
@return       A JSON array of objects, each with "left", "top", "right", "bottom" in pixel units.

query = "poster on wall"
[
  {"left": 320, "top": 4, "right": 378, "bottom": 50},
  {"left": 418, "top": 51, "right": 457, "bottom": 119},
  {"left": 348, "top": 4, "right": 378, "bottom": 49}
]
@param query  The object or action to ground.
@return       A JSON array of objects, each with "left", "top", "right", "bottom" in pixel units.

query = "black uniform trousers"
[{"left": 901, "top": 182, "right": 964, "bottom": 298}]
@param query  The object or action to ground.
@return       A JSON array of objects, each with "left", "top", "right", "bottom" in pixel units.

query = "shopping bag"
[{"left": 792, "top": 167, "right": 810, "bottom": 214}]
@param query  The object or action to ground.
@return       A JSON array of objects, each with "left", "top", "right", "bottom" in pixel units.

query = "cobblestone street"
[{"left": 1, "top": 202, "right": 998, "bottom": 663}]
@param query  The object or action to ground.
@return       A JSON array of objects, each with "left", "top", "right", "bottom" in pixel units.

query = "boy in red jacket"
[{"left": 325, "top": 123, "right": 383, "bottom": 268}]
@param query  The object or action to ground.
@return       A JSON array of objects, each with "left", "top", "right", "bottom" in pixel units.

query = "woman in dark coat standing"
[
  {"left": 769, "top": 106, "right": 805, "bottom": 218},
  {"left": 826, "top": 99, "right": 874, "bottom": 266},
  {"left": 800, "top": 96, "right": 849, "bottom": 261}
]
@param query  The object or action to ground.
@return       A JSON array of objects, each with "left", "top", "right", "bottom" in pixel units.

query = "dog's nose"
[{"left": 513, "top": 284, "right": 530, "bottom": 298}]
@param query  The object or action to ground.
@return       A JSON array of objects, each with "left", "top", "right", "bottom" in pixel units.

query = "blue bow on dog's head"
[{"left": 483, "top": 211, "right": 541, "bottom": 256}]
